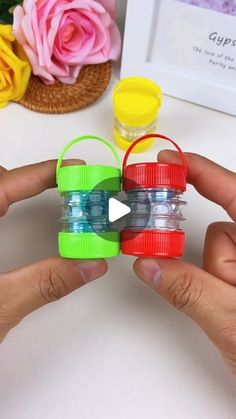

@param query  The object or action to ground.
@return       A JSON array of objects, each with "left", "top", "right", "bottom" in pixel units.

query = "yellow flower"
[{"left": 0, "top": 24, "right": 31, "bottom": 108}]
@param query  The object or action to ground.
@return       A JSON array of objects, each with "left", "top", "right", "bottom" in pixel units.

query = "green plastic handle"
[{"left": 56, "top": 135, "right": 121, "bottom": 181}]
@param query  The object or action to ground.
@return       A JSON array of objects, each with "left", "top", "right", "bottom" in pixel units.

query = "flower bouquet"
[{"left": 0, "top": 0, "right": 121, "bottom": 113}]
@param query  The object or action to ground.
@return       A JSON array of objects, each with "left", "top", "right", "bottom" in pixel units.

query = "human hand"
[
  {"left": 134, "top": 151, "right": 236, "bottom": 375},
  {"left": 0, "top": 161, "right": 107, "bottom": 343}
]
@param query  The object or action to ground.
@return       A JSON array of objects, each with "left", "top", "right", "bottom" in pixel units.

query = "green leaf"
[{"left": 0, "top": 0, "right": 22, "bottom": 24}]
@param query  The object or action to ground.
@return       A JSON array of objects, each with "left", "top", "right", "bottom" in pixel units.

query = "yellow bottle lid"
[{"left": 113, "top": 76, "right": 162, "bottom": 127}]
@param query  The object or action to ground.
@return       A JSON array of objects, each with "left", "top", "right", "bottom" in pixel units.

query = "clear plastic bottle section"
[
  {"left": 125, "top": 189, "right": 186, "bottom": 232},
  {"left": 114, "top": 118, "right": 157, "bottom": 144},
  {"left": 60, "top": 188, "right": 186, "bottom": 236},
  {"left": 60, "top": 191, "right": 113, "bottom": 234}
]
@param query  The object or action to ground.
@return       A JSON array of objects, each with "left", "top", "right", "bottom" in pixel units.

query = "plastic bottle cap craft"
[
  {"left": 121, "top": 134, "right": 187, "bottom": 258},
  {"left": 57, "top": 135, "right": 121, "bottom": 259},
  {"left": 57, "top": 133, "right": 187, "bottom": 260},
  {"left": 113, "top": 77, "right": 162, "bottom": 152}
]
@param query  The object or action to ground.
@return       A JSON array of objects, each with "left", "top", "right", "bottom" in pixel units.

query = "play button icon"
[
  {"left": 109, "top": 197, "right": 131, "bottom": 222},
  {"left": 88, "top": 176, "right": 151, "bottom": 243}
]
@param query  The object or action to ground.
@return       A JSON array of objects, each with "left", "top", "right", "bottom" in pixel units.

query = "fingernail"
[
  {"left": 138, "top": 259, "right": 162, "bottom": 288},
  {"left": 78, "top": 260, "right": 106, "bottom": 283}
]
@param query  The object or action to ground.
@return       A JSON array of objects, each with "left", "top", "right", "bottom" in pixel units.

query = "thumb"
[
  {"left": 0, "top": 257, "right": 107, "bottom": 337},
  {"left": 133, "top": 258, "right": 236, "bottom": 345}
]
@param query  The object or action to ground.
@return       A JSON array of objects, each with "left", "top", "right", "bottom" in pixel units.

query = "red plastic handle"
[{"left": 122, "top": 134, "right": 188, "bottom": 176}]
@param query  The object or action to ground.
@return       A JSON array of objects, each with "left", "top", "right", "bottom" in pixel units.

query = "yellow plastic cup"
[{"left": 113, "top": 77, "right": 162, "bottom": 153}]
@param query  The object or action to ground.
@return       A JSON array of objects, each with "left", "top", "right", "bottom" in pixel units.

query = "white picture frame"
[{"left": 121, "top": 0, "right": 236, "bottom": 116}]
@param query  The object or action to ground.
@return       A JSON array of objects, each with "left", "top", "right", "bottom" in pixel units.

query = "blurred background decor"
[
  {"left": 0, "top": 0, "right": 121, "bottom": 113},
  {"left": 177, "top": 0, "right": 236, "bottom": 16},
  {"left": 121, "top": 0, "right": 236, "bottom": 116},
  {"left": 0, "top": 0, "right": 21, "bottom": 24},
  {"left": 0, "top": 23, "right": 31, "bottom": 108}
]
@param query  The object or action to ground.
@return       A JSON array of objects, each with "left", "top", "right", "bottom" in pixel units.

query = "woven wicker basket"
[{"left": 19, "top": 61, "right": 112, "bottom": 114}]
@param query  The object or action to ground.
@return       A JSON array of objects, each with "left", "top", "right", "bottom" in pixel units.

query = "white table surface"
[{"left": 0, "top": 70, "right": 236, "bottom": 419}]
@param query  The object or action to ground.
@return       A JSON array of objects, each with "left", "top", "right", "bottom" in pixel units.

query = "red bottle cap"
[
  {"left": 123, "top": 162, "right": 186, "bottom": 191},
  {"left": 121, "top": 230, "right": 185, "bottom": 258},
  {"left": 122, "top": 133, "right": 187, "bottom": 192}
]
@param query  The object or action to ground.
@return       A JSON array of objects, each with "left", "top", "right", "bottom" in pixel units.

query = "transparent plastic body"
[
  {"left": 60, "top": 191, "right": 114, "bottom": 234},
  {"left": 115, "top": 118, "right": 157, "bottom": 143},
  {"left": 125, "top": 189, "right": 186, "bottom": 231}
]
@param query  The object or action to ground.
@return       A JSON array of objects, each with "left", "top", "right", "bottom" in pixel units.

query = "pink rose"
[{"left": 13, "top": 0, "right": 121, "bottom": 84}]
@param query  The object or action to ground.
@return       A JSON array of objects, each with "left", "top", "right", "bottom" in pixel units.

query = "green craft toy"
[{"left": 57, "top": 135, "right": 121, "bottom": 259}]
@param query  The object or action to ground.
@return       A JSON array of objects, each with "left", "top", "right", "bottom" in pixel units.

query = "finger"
[
  {"left": 0, "top": 159, "right": 85, "bottom": 216},
  {"left": 203, "top": 222, "right": 236, "bottom": 286},
  {"left": 158, "top": 150, "right": 236, "bottom": 220},
  {"left": 0, "top": 257, "right": 107, "bottom": 338},
  {"left": 133, "top": 258, "right": 236, "bottom": 350}
]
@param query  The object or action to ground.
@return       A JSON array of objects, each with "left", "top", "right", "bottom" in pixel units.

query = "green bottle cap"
[
  {"left": 57, "top": 135, "right": 121, "bottom": 260},
  {"left": 59, "top": 232, "right": 120, "bottom": 259},
  {"left": 57, "top": 165, "right": 121, "bottom": 193}
]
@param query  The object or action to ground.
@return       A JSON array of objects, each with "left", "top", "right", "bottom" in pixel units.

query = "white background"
[
  {"left": 151, "top": 1, "right": 236, "bottom": 84},
  {"left": 1, "top": 2, "right": 236, "bottom": 418}
]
